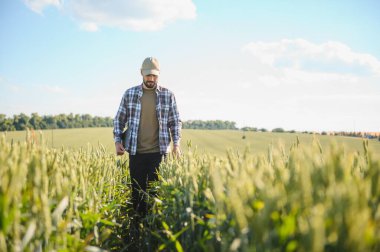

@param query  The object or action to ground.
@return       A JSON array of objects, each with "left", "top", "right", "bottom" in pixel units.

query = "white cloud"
[
  {"left": 24, "top": 0, "right": 197, "bottom": 31},
  {"left": 242, "top": 39, "right": 380, "bottom": 75},
  {"left": 23, "top": 0, "right": 62, "bottom": 14},
  {"left": 80, "top": 22, "right": 99, "bottom": 32},
  {"left": 40, "top": 85, "right": 67, "bottom": 94},
  {"left": 300, "top": 94, "right": 380, "bottom": 102},
  {"left": 9, "top": 85, "right": 23, "bottom": 93},
  {"left": 229, "top": 39, "right": 380, "bottom": 131}
]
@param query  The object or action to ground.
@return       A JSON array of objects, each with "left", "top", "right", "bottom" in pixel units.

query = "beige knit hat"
[{"left": 141, "top": 57, "right": 160, "bottom": 76}]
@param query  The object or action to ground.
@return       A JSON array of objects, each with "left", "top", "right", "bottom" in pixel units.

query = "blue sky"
[{"left": 1, "top": 0, "right": 379, "bottom": 132}]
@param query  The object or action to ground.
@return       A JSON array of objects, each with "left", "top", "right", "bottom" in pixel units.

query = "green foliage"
[
  {"left": 143, "top": 139, "right": 380, "bottom": 251},
  {"left": 1, "top": 131, "right": 380, "bottom": 251},
  {"left": 272, "top": 127, "right": 285, "bottom": 133},
  {"left": 0, "top": 113, "right": 114, "bottom": 131},
  {"left": 0, "top": 133, "right": 129, "bottom": 251},
  {"left": 183, "top": 120, "right": 238, "bottom": 130},
  {"left": 241, "top": 127, "right": 258, "bottom": 132},
  {"left": 2, "top": 114, "right": 242, "bottom": 131}
]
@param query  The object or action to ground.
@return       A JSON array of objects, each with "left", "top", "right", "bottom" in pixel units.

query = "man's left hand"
[{"left": 172, "top": 144, "right": 181, "bottom": 157}]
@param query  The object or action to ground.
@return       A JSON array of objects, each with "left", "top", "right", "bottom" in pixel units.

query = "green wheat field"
[
  {"left": 1, "top": 128, "right": 380, "bottom": 251},
  {"left": 4, "top": 128, "right": 380, "bottom": 159}
]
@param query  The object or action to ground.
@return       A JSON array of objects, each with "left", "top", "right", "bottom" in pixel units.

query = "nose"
[{"left": 148, "top": 76, "right": 154, "bottom": 81}]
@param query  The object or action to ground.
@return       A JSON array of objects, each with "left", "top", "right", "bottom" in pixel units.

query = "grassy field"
[
  {"left": 3, "top": 127, "right": 380, "bottom": 159},
  {"left": 1, "top": 130, "right": 380, "bottom": 251}
]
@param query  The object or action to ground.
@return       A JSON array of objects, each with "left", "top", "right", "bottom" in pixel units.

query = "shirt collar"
[{"left": 139, "top": 83, "right": 162, "bottom": 92}]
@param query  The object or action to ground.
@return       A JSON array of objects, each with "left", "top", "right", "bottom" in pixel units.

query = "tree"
[
  {"left": 0, "top": 114, "right": 13, "bottom": 131},
  {"left": 272, "top": 128, "right": 285, "bottom": 133},
  {"left": 182, "top": 120, "right": 238, "bottom": 130},
  {"left": 56, "top": 114, "right": 68, "bottom": 129},
  {"left": 67, "top": 113, "right": 75, "bottom": 128},
  {"left": 241, "top": 127, "right": 257, "bottom": 131},
  {"left": 44, "top": 115, "right": 57, "bottom": 129},
  {"left": 0, "top": 114, "right": 6, "bottom": 130},
  {"left": 81, "top": 114, "right": 92, "bottom": 127},
  {"left": 30, "top": 113, "right": 43, "bottom": 129},
  {"left": 13, "top": 113, "right": 30, "bottom": 130}
]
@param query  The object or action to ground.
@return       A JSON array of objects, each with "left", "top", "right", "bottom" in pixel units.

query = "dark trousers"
[{"left": 129, "top": 152, "right": 164, "bottom": 216}]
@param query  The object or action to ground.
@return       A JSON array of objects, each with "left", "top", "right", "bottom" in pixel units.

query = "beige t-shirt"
[{"left": 137, "top": 87, "right": 160, "bottom": 153}]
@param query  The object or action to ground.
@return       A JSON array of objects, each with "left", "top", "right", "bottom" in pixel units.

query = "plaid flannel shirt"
[{"left": 113, "top": 84, "right": 182, "bottom": 155}]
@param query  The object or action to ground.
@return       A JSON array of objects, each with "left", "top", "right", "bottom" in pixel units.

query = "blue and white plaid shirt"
[{"left": 113, "top": 84, "right": 182, "bottom": 155}]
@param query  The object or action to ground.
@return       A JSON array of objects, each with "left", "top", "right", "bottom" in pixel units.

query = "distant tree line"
[
  {"left": 0, "top": 114, "right": 241, "bottom": 131},
  {"left": 0, "top": 113, "right": 113, "bottom": 131},
  {"left": 242, "top": 127, "right": 295, "bottom": 133},
  {"left": 241, "top": 127, "right": 268, "bottom": 132},
  {"left": 2, "top": 114, "right": 378, "bottom": 141},
  {"left": 328, "top": 131, "right": 379, "bottom": 139},
  {"left": 182, "top": 120, "right": 238, "bottom": 130}
]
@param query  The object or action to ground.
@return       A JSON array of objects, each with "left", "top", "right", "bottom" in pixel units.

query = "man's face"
[{"left": 143, "top": 74, "right": 158, "bottom": 88}]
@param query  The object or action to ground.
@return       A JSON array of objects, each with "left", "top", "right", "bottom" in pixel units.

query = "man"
[{"left": 113, "top": 57, "right": 182, "bottom": 216}]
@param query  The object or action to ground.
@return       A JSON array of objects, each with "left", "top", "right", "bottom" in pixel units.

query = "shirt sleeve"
[
  {"left": 113, "top": 92, "right": 128, "bottom": 143},
  {"left": 168, "top": 92, "right": 182, "bottom": 145}
]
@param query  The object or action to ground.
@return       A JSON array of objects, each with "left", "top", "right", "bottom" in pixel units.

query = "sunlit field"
[
  {"left": 4, "top": 128, "right": 380, "bottom": 159},
  {"left": 1, "top": 129, "right": 380, "bottom": 251}
]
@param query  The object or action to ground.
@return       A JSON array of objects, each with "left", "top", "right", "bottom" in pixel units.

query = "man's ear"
[{"left": 141, "top": 70, "right": 143, "bottom": 76}]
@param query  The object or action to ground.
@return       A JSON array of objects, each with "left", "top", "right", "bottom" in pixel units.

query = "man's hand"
[
  {"left": 172, "top": 144, "right": 181, "bottom": 158},
  {"left": 115, "top": 142, "right": 125, "bottom": 155}
]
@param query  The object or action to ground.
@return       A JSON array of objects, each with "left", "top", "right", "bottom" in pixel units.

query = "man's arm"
[
  {"left": 113, "top": 92, "right": 128, "bottom": 155},
  {"left": 168, "top": 92, "right": 182, "bottom": 156}
]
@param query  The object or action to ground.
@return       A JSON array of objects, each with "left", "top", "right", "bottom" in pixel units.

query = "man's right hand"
[{"left": 115, "top": 142, "right": 125, "bottom": 155}]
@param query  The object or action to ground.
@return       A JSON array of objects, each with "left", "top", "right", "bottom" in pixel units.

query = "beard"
[{"left": 143, "top": 80, "right": 157, "bottom": 89}]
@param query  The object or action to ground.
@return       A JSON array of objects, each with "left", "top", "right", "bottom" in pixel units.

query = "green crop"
[{"left": 1, "top": 131, "right": 379, "bottom": 251}]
